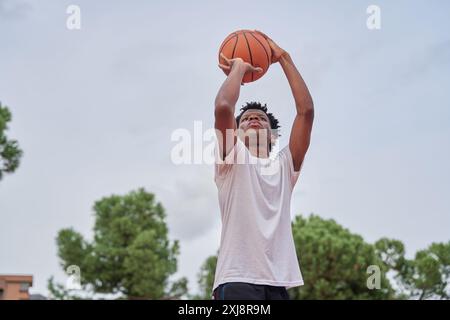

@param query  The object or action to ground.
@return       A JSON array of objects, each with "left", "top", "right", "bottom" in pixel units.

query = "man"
[{"left": 213, "top": 31, "right": 314, "bottom": 300}]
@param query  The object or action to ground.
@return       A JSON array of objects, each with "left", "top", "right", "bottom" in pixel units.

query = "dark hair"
[
  {"left": 236, "top": 101, "right": 281, "bottom": 137},
  {"left": 235, "top": 102, "right": 281, "bottom": 152}
]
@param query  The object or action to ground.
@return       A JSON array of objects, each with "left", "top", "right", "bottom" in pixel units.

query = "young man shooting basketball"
[{"left": 212, "top": 31, "right": 314, "bottom": 300}]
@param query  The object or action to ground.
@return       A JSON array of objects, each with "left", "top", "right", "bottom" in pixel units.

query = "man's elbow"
[
  {"left": 296, "top": 95, "right": 314, "bottom": 111},
  {"left": 214, "top": 102, "right": 233, "bottom": 118},
  {"left": 297, "top": 102, "right": 314, "bottom": 119}
]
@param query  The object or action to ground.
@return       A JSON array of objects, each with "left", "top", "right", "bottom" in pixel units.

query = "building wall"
[{"left": 0, "top": 275, "right": 33, "bottom": 300}]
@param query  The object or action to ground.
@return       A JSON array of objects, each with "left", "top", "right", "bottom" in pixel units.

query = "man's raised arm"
[
  {"left": 215, "top": 54, "right": 262, "bottom": 159},
  {"left": 279, "top": 52, "right": 314, "bottom": 172},
  {"left": 256, "top": 31, "right": 314, "bottom": 172}
]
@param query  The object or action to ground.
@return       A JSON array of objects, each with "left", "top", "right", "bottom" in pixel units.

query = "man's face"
[
  {"left": 238, "top": 109, "right": 274, "bottom": 147},
  {"left": 239, "top": 109, "right": 271, "bottom": 131}
]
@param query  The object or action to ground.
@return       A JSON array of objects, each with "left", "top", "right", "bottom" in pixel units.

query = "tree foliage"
[
  {"left": 197, "top": 215, "right": 449, "bottom": 300},
  {"left": 0, "top": 101, "right": 23, "bottom": 180},
  {"left": 49, "top": 188, "right": 187, "bottom": 299}
]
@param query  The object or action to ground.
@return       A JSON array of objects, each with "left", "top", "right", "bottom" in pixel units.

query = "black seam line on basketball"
[
  {"left": 249, "top": 32, "right": 270, "bottom": 68},
  {"left": 218, "top": 34, "right": 237, "bottom": 61},
  {"left": 219, "top": 34, "right": 237, "bottom": 63},
  {"left": 243, "top": 32, "right": 254, "bottom": 82},
  {"left": 219, "top": 34, "right": 236, "bottom": 55},
  {"left": 231, "top": 34, "right": 239, "bottom": 59}
]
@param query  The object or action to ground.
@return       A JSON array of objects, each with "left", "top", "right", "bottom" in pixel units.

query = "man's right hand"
[
  {"left": 215, "top": 54, "right": 256, "bottom": 158},
  {"left": 219, "top": 53, "right": 262, "bottom": 77}
]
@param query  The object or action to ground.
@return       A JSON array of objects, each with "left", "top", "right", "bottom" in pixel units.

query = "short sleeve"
[
  {"left": 278, "top": 145, "right": 302, "bottom": 189},
  {"left": 214, "top": 138, "right": 246, "bottom": 184}
]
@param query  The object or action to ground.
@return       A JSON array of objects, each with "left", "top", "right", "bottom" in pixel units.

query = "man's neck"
[{"left": 247, "top": 145, "right": 269, "bottom": 158}]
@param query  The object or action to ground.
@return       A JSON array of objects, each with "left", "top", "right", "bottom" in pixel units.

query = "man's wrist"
[
  {"left": 231, "top": 60, "right": 247, "bottom": 74},
  {"left": 278, "top": 51, "right": 291, "bottom": 64}
]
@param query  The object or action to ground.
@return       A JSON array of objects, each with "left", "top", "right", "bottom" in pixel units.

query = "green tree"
[
  {"left": 290, "top": 215, "right": 394, "bottom": 299},
  {"left": 0, "top": 101, "right": 23, "bottom": 180},
  {"left": 197, "top": 215, "right": 449, "bottom": 300},
  {"left": 197, "top": 215, "right": 396, "bottom": 299},
  {"left": 49, "top": 188, "right": 187, "bottom": 299},
  {"left": 194, "top": 255, "right": 218, "bottom": 299},
  {"left": 376, "top": 239, "right": 450, "bottom": 299}
]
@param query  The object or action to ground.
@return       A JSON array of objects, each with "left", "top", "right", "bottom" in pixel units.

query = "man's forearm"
[
  {"left": 279, "top": 53, "right": 314, "bottom": 114},
  {"left": 215, "top": 63, "right": 247, "bottom": 111}
]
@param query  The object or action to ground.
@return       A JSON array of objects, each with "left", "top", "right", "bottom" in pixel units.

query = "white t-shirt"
[{"left": 212, "top": 138, "right": 304, "bottom": 292}]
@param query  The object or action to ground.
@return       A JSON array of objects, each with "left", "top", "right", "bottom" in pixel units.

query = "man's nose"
[{"left": 249, "top": 115, "right": 258, "bottom": 121}]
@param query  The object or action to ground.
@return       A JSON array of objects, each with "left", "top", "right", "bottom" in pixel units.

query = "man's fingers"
[
  {"left": 266, "top": 38, "right": 276, "bottom": 47},
  {"left": 262, "top": 37, "right": 276, "bottom": 51},
  {"left": 219, "top": 52, "right": 262, "bottom": 73},
  {"left": 218, "top": 64, "right": 230, "bottom": 71},
  {"left": 250, "top": 66, "right": 263, "bottom": 73},
  {"left": 220, "top": 52, "right": 230, "bottom": 64},
  {"left": 254, "top": 29, "right": 270, "bottom": 40},
  {"left": 254, "top": 30, "right": 277, "bottom": 52}
]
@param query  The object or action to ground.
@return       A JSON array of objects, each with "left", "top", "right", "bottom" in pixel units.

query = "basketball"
[{"left": 218, "top": 30, "right": 272, "bottom": 83}]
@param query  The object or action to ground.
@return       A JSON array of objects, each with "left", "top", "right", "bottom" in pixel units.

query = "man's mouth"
[{"left": 248, "top": 122, "right": 262, "bottom": 128}]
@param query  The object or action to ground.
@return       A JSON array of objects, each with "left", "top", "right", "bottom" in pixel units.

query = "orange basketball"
[{"left": 218, "top": 30, "right": 272, "bottom": 83}]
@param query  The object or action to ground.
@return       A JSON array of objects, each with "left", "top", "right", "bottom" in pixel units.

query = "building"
[{"left": 0, "top": 275, "right": 33, "bottom": 300}]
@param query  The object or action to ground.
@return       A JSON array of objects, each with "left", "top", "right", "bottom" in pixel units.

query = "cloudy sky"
[{"left": 1, "top": 0, "right": 449, "bottom": 297}]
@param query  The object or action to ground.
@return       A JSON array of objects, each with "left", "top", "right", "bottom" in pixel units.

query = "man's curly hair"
[
  {"left": 235, "top": 102, "right": 281, "bottom": 152},
  {"left": 236, "top": 101, "right": 281, "bottom": 138}
]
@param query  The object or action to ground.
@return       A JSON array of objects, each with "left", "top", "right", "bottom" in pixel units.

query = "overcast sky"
[{"left": 1, "top": 0, "right": 449, "bottom": 297}]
